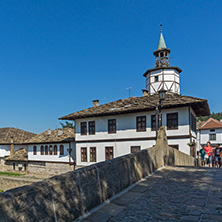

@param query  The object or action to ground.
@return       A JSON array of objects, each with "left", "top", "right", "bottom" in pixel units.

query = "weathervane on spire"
[{"left": 160, "top": 24, "right": 162, "bottom": 33}]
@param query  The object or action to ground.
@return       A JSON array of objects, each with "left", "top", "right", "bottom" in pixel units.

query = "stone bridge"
[
  {"left": 0, "top": 127, "right": 221, "bottom": 222},
  {"left": 83, "top": 166, "right": 222, "bottom": 222}
]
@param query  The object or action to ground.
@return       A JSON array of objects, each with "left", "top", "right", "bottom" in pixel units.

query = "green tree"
[{"left": 60, "top": 121, "right": 75, "bottom": 129}]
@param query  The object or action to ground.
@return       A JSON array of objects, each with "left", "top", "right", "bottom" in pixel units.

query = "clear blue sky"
[{"left": 0, "top": 0, "right": 221, "bottom": 133}]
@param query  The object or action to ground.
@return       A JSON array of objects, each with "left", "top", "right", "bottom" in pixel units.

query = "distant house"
[
  {"left": 197, "top": 118, "right": 222, "bottom": 149},
  {"left": 25, "top": 128, "right": 75, "bottom": 175},
  {"left": 0, "top": 127, "right": 36, "bottom": 171}
]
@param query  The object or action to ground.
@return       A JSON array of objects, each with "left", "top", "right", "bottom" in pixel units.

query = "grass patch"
[
  {"left": 0, "top": 171, "right": 25, "bottom": 177},
  {"left": 0, "top": 190, "right": 3, "bottom": 192}
]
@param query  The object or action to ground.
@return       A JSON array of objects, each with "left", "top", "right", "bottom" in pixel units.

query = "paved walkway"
[{"left": 82, "top": 166, "right": 222, "bottom": 222}]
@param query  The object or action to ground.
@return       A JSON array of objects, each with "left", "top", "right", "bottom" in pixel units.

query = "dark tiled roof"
[
  {"left": 5, "top": 148, "right": 28, "bottom": 162},
  {"left": 0, "top": 127, "right": 36, "bottom": 145},
  {"left": 24, "top": 128, "right": 75, "bottom": 144},
  {"left": 200, "top": 118, "right": 222, "bottom": 130},
  {"left": 60, "top": 92, "right": 210, "bottom": 120}
]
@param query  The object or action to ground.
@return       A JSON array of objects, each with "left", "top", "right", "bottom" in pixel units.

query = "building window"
[
  {"left": 105, "top": 147, "right": 113, "bottom": 160},
  {"left": 209, "top": 134, "right": 216, "bottom": 141},
  {"left": 81, "top": 122, "right": 87, "bottom": 135},
  {"left": 210, "top": 129, "right": 215, "bottom": 132},
  {"left": 89, "top": 121, "right": 95, "bottom": 135},
  {"left": 151, "top": 115, "right": 156, "bottom": 131},
  {"left": 41, "top": 146, "right": 44, "bottom": 155},
  {"left": 154, "top": 76, "right": 159, "bottom": 82},
  {"left": 136, "top": 116, "right": 146, "bottom": 132},
  {"left": 81, "top": 147, "right": 87, "bottom": 162},
  {"left": 191, "top": 113, "right": 196, "bottom": 132},
  {"left": 170, "top": 145, "right": 179, "bottom": 150},
  {"left": 60, "top": 145, "right": 64, "bottom": 155},
  {"left": 108, "top": 119, "right": 116, "bottom": 134},
  {"left": 33, "top": 146, "right": 37, "bottom": 155},
  {"left": 90, "top": 147, "right": 96, "bottom": 162},
  {"left": 45, "top": 146, "right": 48, "bottom": 155},
  {"left": 131, "top": 146, "right": 141, "bottom": 153},
  {"left": 49, "top": 145, "right": 53, "bottom": 155},
  {"left": 167, "top": 113, "right": 178, "bottom": 130},
  {"left": 54, "top": 145, "right": 57, "bottom": 155}
]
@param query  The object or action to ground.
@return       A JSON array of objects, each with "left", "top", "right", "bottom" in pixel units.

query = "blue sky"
[{"left": 0, "top": 0, "right": 221, "bottom": 133}]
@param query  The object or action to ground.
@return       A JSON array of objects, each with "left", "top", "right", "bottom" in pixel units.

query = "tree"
[{"left": 60, "top": 121, "right": 75, "bottom": 129}]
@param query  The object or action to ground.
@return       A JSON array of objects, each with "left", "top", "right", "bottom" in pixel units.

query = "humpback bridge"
[{"left": 1, "top": 127, "right": 221, "bottom": 222}]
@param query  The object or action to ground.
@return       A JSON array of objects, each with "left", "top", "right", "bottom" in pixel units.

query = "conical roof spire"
[{"left": 157, "top": 24, "right": 167, "bottom": 50}]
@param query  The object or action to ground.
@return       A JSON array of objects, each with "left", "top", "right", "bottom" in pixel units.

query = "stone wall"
[
  {"left": 0, "top": 127, "right": 198, "bottom": 222},
  {"left": 0, "top": 177, "right": 40, "bottom": 192}
]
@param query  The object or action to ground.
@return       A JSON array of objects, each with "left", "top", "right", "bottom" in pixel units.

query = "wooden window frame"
[
  {"left": 209, "top": 134, "right": 216, "bottom": 141},
  {"left": 154, "top": 76, "right": 159, "bottom": 82},
  {"left": 108, "top": 119, "right": 116, "bottom": 134},
  {"left": 136, "top": 116, "right": 146, "bottom": 132},
  {"left": 89, "top": 121, "right": 95, "bottom": 135},
  {"left": 81, "top": 147, "right": 87, "bottom": 162},
  {"left": 170, "top": 145, "right": 179, "bottom": 150},
  {"left": 60, "top": 145, "right": 64, "bottom": 155},
  {"left": 33, "top": 146, "right": 37, "bottom": 155},
  {"left": 41, "top": 146, "right": 44, "bottom": 155},
  {"left": 54, "top": 145, "right": 58, "bottom": 155},
  {"left": 81, "top": 122, "right": 87, "bottom": 135},
  {"left": 105, "top": 147, "right": 114, "bottom": 160},
  {"left": 45, "top": 145, "right": 48, "bottom": 155},
  {"left": 167, "top": 113, "right": 178, "bottom": 130},
  {"left": 90, "top": 147, "right": 96, "bottom": 162},
  {"left": 131, "top": 146, "right": 141, "bottom": 153},
  {"left": 151, "top": 115, "right": 156, "bottom": 131}
]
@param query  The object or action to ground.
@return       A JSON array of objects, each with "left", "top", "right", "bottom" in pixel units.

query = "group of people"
[{"left": 198, "top": 142, "right": 222, "bottom": 167}]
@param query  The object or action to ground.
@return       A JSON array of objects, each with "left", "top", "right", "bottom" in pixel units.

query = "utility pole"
[{"left": 126, "top": 87, "right": 132, "bottom": 97}]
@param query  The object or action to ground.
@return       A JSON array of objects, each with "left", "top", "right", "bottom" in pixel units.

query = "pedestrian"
[
  {"left": 204, "top": 142, "right": 213, "bottom": 167},
  {"left": 198, "top": 145, "right": 206, "bottom": 166},
  {"left": 215, "top": 144, "right": 222, "bottom": 168}
]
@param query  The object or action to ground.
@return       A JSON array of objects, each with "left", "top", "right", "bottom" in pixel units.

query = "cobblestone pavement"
[{"left": 82, "top": 166, "right": 222, "bottom": 222}]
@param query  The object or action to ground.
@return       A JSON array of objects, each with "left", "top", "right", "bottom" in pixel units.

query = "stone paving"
[{"left": 82, "top": 166, "right": 222, "bottom": 222}]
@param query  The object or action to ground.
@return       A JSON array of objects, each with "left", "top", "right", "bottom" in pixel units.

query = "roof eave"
[{"left": 143, "top": 66, "right": 182, "bottom": 77}]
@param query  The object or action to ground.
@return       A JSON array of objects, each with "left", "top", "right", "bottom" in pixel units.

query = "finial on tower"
[{"left": 160, "top": 24, "right": 162, "bottom": 33}]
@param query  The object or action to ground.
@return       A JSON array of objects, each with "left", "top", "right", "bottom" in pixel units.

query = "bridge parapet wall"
[{"left": 0, "top": 127, "right": 199, "bottom": 221}]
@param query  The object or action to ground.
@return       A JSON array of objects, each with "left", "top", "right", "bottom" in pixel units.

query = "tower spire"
[{"left": 157, "top": 24, "right": 167, "bottom": 50}]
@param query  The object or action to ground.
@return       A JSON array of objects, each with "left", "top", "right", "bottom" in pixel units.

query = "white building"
[
  {"left": 197, "top": 118, "right": 222, "bottom": 149},
  {"left": 0, "top": 127, "right": 35, "bottom": 158},
  {"left": 60, "top": 26, "right": 210, "bottom": 166},
  {"left": 25, "top": 128, "right": 75, "bottom": 174}
]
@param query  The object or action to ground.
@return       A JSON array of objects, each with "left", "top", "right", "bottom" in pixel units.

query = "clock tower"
[{"left": 143, "top": 25, "right": 182, "bottom": 95}]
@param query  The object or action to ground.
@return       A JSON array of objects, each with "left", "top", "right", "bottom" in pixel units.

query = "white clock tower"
[{"left": 143, "top": 25, "right": 182, "bottom": 95}]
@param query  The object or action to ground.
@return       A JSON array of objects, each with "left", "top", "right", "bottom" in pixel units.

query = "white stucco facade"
[
  {"left": 145, "top": 69, "right": 180, "bottom": 95},
  {"left": 75, "top": 106, "right": 196, "bottom": 166},
  {"left": 28, "top": 142, "right": 75, "bottom": 163},
  {"left": 0, "top": 144, "right": 28, "bottom": 158},
  {"left": 197, "top": 128, "right": 222, "bottom": 150}
]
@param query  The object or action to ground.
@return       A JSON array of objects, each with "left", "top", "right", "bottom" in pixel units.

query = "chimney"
[
  {"left": 58, "top": 129, "right": 63, "bottom": 136},
  {"left": 48, "top": 129, "right": 51, "bottom": 136},
  {"left": 10, "top": 136, "right": 15, "bottom": 156},
  {"left": 93, "top": 100, "right": 99, "bottom": 107},
  {"left": 142, "top": 89, "right": 149, "bottom": 96}
]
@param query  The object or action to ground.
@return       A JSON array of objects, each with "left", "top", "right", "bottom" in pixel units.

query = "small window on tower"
[{"left": 154, "top": 76, "right": 158, "bottom": 82}]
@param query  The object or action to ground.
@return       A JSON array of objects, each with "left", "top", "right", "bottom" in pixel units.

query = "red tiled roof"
[{"left": 200, "top": 118, "right": 222, "bottom": 130}]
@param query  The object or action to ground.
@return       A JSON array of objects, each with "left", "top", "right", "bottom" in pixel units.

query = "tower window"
[{"left": 154, "top": 76, "right": 159, "bottom": 82}]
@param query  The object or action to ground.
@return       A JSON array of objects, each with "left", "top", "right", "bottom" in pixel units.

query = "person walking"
[
  {"left": 215, "top": 144, "right": 222, "bottom": 168},
  {"left": 204, "top": 142, "right": 213, "bottom": 167},
  {"left": 198, "top": 145, "right": 206, "bottom": 166}
]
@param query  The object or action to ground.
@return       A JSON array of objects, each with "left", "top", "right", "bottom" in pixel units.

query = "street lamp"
[{"left": 156, "top": 89, "right": 167, "bottom": 140}]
